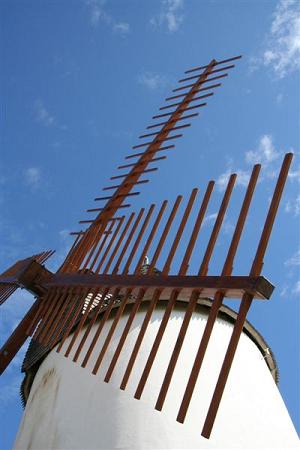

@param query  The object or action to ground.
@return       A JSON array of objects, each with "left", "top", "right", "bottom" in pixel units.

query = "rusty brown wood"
[
  {"left": 155, "top": 173, "right": 236, "bottom": 411},
  {"left": 87, "top": 204, "right": 131, "bottom": 212},
  {"left": 120, "top": 191, "right": 196, "bottom": 390},
  {"left": 90, "top": 217, "right": 124, "bottom": 273},
  {"left": 102, "top": 179, "right": 150, "bottom": 191},
  {"left": 147, "top": 114, "right": 199, "bottom": 130},
  {"left": 95, "top": 202, "right": 168, "bottom": 373},
  {"left": 100, "top": 213, "right": 135, "bottom": 274},
  {"left": 160, "top": 93, "right": 213, "bottom": 110},
  {"left": 173, "top": 74, "right": 228, "bottom": 93},
  {"left": 139, "top": 124, "right": 191, "bottom": 139},
  {"left": 112, "top": 196, "right": 182, "bottom": 386},
  {"left": 45, "top": 274, "right": 273, "bottom": 299},
  {"left": 95, "top": 192, "right": 140, "bottom": 201},
  {"left": 64, "top": 288, "right": 101, "bottom": 358},
  {"left": 202, "top": 152, "right": 293, "bottom": 439},
  {"left": 126, "top": 145, "right": 175, "bottom": 160},
  {"left": 103, "top": 200, "right": 169, "bottom": 382},
  {"left": 165, "top": 84, "right": 221, "bottom": 101},
  {"left": 118, "top": 156, "right": 166, "bottom": 170},
  {"left": 33, "top": 288, "right": 61, "bottom": 342},
  {"left": 179, "top": 65, "right": 235, "bottom": 83},
  {"left": 79, "top": 209, "right": 146, "bottom": 366},
  {"left": 185, "top": 55, "right": 242, "bottom": 74},
  {"left": 91, "top": 205, "right": 155, "bottom": 374},
  {"left": 81, "top": 287, "right": 121, "bottom": 368},
  {"left": 26, "top": 293, "right": 50, "bottom": 336},
  {"left": 77, "top": 213, "right": 143, "bottom": 364},
  {"left": 134, "top": 182, "right": 214, "bottom": 399},
  {"left": 72, "top": 287, "right": 111, "bottom": 362},
  {"left": 43, "top": 288, "right": 77, "bottom": 347},
  {"left": 122, "top": 205, "right": 155, "bottom": 275},
  {"left": 176, "top": 164, "right": 261, "bottom": 424},
  {"left": 152, "top": 103, "right": 206, "bottom": 119},
  {"left": 132, "top": 134, "right": 183, "bottom": 150},
  {"left": 0, "top": 298, "right": 42, "bottom": 375},
  {"left": 65, "top": 214, "right": 136, "bottom": 361},
  {"left": 63, "top": 61, "right": 217, "bottom": 270},
  {"left": 110, "top": 168, "right": 158, "bottom": 180},
  {"left": 91, "top": 288, "right": 133, "bottom": 374},
  {"left": 82, "top": 221, "right": 115, "bottom": 271},
  {"left": 0, "top": 285, "right": 17, "bottom": 305},
  {"left": 56, "top": 287, "right": 91, "bottom": 353}
]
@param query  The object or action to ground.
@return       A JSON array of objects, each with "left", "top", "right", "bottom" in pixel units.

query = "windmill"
[{"left": 0, "top": 55, "right": 297, "bottom": 447}]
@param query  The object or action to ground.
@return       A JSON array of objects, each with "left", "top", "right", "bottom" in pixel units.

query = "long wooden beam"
[{"left": 44, "top": 274, "right": 274, "bottom": 299}]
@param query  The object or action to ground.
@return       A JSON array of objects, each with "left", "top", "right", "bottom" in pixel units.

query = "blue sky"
[{"left": 0, "top": 0, "right": 299, "bottom": 448}]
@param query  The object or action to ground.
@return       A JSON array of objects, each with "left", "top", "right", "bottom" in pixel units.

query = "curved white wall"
[{"left": 14, "top": 303, "right": 299, "bottom": 449}]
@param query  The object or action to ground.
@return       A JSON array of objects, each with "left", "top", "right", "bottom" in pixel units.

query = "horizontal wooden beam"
[{"left": 45, "top": 274, "right": 274, "bottom": 300}]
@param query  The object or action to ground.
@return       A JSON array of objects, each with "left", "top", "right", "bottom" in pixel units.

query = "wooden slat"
[
  {"left": 159, "top": 93, "right": 213, "bottom": 111},
  {"left": 91, "top": 205, "right": 155, "bottom": 375},
  {"left": 125, "top": 146, "right": 175, "bottom": 160},
  {"left": 139, "top": 124, "right": 191, "bottom": 139},
  {"left": 134, "top": 181, "right": 214, "bottom": 399},
  {"left": 165, "top": 84, "right": 221, "bottom": 101},
  {"left": 172, "top": 75, "right": 228, "bottom": 93},
  {"left": 72, "top": 287, "right": 111, "bottom": 363},
  {"left": 202, "top": 153, "right": 293, "bottom": 439},
  {"left": 179, "top": 65, "right": 235, "bottom": 83},
  {"left": 185, "top": 55, "right": 242, "bottom": 74},
  {"left": 90, "top": 218, "right": 124, "bottom": 273},
  {"left": 146, "top": 114, "right": 199, "bottom": 129},
  {"left": 0, "top": 299, "right": 42, "bottom": 375},
  {"left": 155, "top": 174, "right": 236, "bottom": 412},
  {"left": 82, "top": 221, "right": 115, "bottom": 271},
  {"left": 176, "top": 164, "right": 260, "bottom": 424},
  {"left": 109, "top": 195, "right": 182, "bottom": 386},
  {"left": 100, "top": 213, "right": 135, "bottom": 274},
  {"left": 120, "top": 190, "right": 197, "bottom": 391},
  {"left": 103, "top": 200, "right": 169, "bottom": 382},
  {"left": 63, "top": 288, "right": 102, "bottom": 358}
]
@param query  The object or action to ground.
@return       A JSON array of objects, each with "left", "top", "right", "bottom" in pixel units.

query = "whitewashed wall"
[{"left": 14, "top": 303, "right": 299, "bottom": 449}]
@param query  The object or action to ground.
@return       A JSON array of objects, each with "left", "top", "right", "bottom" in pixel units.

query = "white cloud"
[
  {"left": 245, "top": 135, "right": 279, "bottom": 166},
  {"left": 137, "top": 72, "right": 167, "bottom": 90},
  {"left": 34, "top": 99, "right": 54, "bottom": 126},
  {"left": 113, "top": 22, "right": 130, "bottom": 35},
  {"left": 24, "top": 167, "right": 41, "bottom": 189},
  {"left": 86, "top": 0, "right": 130, "bottom": 35},
  {"left": 285, "top": 194, "right": 300, "bottom": 216},
  {"left": 216, "top": 168, "right": 250, "bottom": 192},
  {"left": 263, "top": 0, "right": 300, "bottom": 78},
  {"left": 288, "top": 167, "right": 300, "bottom": 181},
  {"left": 203, "top": 212, "right": 217, "bottom": 226},
  {"left": 285, "top": 249, "right": 300, "bottom": 267},
  {"left": 292, "top": 280, "right": 300, "bottom": 294},
  {"left": 150, "top": 0, "right": 184, "bottom": 33}
]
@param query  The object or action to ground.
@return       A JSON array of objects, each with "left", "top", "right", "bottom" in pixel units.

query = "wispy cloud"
[
  {"left": 292, "top": 280, "right": 300, "bottom": 294},
  {"left": 285, "top": 194, "right": 300, "bottom": 216},
  {"left": 203, "top": 212, "right": 217, "bottom": 226},
  {"left": 216, "top": 134, "right": 293, "bottom": 191},
  {"left": 86, "top": 0, "right": 130, "bottom": 35},
  {"left": 137, "top": 71, "right": 168, "bottom": 90},
  {"left": 24, "top": 167, "right": 41, "bottom": 190},
  {"left": 259, "top": 0, "right": 300, "bottom": 78},
  {"left": 245, "top": 134, "right": 279, "bottom": 165},
  {"left": 150, "top": 0, "right": 184, "bottom": 33},
  {"left": 34, "top": 99, "right": 54, "bottom": 126},
  {"left": 285, "top": 249, "right": 300, "bottom": 267},
  {"left": 216, "top": 168, "right": 250, "bottom": 192}
]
